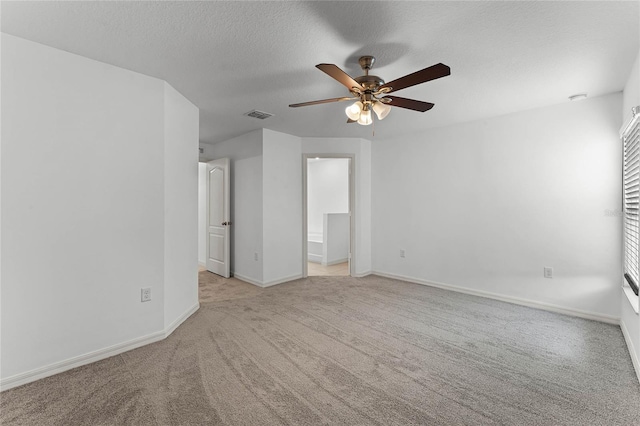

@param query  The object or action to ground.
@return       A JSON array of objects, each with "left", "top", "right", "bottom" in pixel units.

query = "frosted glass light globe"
[
  {"left": 357, "top": 108, "right": 372, "bottom": 126},
  {"left": 345, "top": 102, "right": 363, "bottom": 121},
  {"left": 373, "top": 102, "right": 391, "bottom": 120}
]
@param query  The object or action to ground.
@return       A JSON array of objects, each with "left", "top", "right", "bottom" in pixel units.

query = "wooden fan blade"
[
  {"left": 380, "top": 63, "right": 450, "bottom": 93},
  {"left": 381, "top": 96, "right": 435, "bottom": 112},
  {"left": 316, "top": 64, "right": 365, "bottom": 91},
  {"left": 289, "top": 97, "right": 354, "bottom": 108}
]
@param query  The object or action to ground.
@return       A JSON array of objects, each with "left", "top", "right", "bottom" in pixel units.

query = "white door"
[{"left": 206, "top": 158, "right": 230, "bottom": 278}]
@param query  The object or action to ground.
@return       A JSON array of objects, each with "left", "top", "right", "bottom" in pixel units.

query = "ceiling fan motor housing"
[{"left": 354, "top": 75, "right": 385, "bottom": 91}]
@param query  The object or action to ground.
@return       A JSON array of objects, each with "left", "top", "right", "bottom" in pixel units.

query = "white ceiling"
[{"left": 2, "top": 1, "right": 638, "bottom": 144}]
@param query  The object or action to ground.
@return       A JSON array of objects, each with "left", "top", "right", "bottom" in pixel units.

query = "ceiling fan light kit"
[
  {"left": 290, "top": 55, "right": 450, "bottom": 126},
  {"left": 346, "top": 101, "right": 364, "bottom": 120},
  {"left": 357, "top": 106, "right": 373, "bottom": 126},
  {"left": 372, "top": 101, "right": 391, "bottom": 120}
]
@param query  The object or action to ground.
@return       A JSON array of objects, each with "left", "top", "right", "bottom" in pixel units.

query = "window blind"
[{"left": 623, "top": 106, "right": 640, "bottom": 296}]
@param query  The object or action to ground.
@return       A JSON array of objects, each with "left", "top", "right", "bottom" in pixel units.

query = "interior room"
[
  {"left": 2, "top": 1, "right": 639, "bottom": 424},
  {"left": 306, "top": 157, "right": 351, "bottom": 276}
]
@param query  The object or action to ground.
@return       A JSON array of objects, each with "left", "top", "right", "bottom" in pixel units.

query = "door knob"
[{"left": 221, "top": 221, "right": 233, "bottom": 226}]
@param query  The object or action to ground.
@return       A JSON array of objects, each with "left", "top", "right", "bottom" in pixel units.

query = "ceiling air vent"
[{"left": 244, "top": 110, "right": 274, "bottom": 120}]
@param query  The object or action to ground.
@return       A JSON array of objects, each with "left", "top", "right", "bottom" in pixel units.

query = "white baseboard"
[
  {"left": 372, "top": 271, "right": 620, "bottom": 325},
  {"left": 352, "top": 270, "right": 372, "bottom": 278},
  {"left": 325, "top": 258, "right": 348, "bottom": 266},
  {"left": 308, "top": 254, "right": 322, "bottom": 263},
  {"left": 620, "top": 319, "right": 640, "bottom": 385},
  {"left": 198, "top": 261, "right": 206, "bottom": 267},
  {"left": 164, "top": 302, "right": 200, "bottom": 337},
  {"left": 263, "top": 273, "right": 303, "bottom": 287},
  {"left": 233, "top": 273, "right": 263, "bottom": 287},
  {"left": 234, "top": 273, "right": 303, "bottom": 288},
  {"left": 1, "top": 302, "right": 200, "bottom": 392}
]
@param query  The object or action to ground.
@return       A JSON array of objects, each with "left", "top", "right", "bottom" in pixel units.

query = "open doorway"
[
  {"left": 303, "top": 155, "right": 354, "bottom": 277},
  {"left": 197, "top": 159, "right": 231, "bottom": 278}
]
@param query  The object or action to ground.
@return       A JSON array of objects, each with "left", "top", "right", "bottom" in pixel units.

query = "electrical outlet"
[
  {"left": 400, "top": 249, "right": 406, "bottom": 258},
  {"left": 141, "top": 287, "right": 151, "bottom": 302},
  {"left": 544, "top": 267, "right": 553, "bottom": 279},
  {"left": 254, "top": 252, "right": 259, "bottom": 261}
]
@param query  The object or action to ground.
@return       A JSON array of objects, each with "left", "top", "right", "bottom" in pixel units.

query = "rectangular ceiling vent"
[{"left": 244, "top": 110, "right": 274, "bottom": 120}]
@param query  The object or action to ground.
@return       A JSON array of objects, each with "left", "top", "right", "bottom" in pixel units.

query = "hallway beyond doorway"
[{"left": 307, "top": 262, "right": 349, "bottom": 276}]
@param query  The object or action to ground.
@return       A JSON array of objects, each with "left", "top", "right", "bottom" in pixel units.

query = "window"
[{"left": 623, "top": 106, "right": 640, "bottom": 296}]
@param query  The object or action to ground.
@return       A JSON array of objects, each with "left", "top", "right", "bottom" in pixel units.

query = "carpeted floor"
[
  {"left": 198, "top": 269, "right": 263, "bottom": 303},
  {"left": 2, "top": 273, "right": 640, "bottom": 425}
]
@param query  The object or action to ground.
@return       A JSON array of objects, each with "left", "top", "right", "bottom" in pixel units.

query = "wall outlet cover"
[{"left": 141, "top": 287, "right": 151, "bottom": 302}]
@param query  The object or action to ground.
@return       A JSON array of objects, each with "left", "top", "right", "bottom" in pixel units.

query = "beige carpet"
[
  {"left": 198, "top": 270, "right": 263, "bottom": 303},
  {"left": 2, "top": 274, "right": 640, "bottom": 425}
]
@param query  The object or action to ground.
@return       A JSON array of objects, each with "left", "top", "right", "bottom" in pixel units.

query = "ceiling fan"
[{"left": 289, "top": 56, "right": 450, "bottom": 126}]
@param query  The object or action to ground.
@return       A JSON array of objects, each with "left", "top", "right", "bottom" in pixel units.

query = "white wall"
[
  {"left": 623, "top": 52, "right": 639, "bottom": 122},
  {"left": 207, "top": 131, "right": 372, "bottom": 284},
  {"left": 199, "top": 143, "right": 214, "bottom": 162},
  {"left": 373, "top": 93, "right": 622, "bottom": 320},
  {"left": 163, "top": 83, "right": 200, "bottom": 330},
  {"left": 324, "top": 213, "right": 350, "bottom": 265},
  {"left": 198, "top": 163, "right": 207, "bottom": 265},
  {"left": 621, "top": 49, "right": 640, "bottom": 382},
  {"left": 1, "top": 34, "right": 198, "bottom": 388},
  {"left": 307, "top": 159, "right": 349, "bottom": 235},
  {"left": 302, "top": 138, "right": 372, "bottom": 276},
  {"left": 263, "top": 129, "right": 303, "bottom": 285},
  {"left": 209, "top": 129, "right": 264, "bottom": 283}
]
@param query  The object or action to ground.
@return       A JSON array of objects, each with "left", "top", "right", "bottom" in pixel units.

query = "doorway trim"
[{"left": 302, "top": 154, "right": 356, "bottom": 278}]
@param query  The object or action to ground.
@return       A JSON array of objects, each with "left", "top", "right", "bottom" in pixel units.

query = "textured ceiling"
[{"left": 2, "top": 1, "right": 638, "bottom": 144}]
